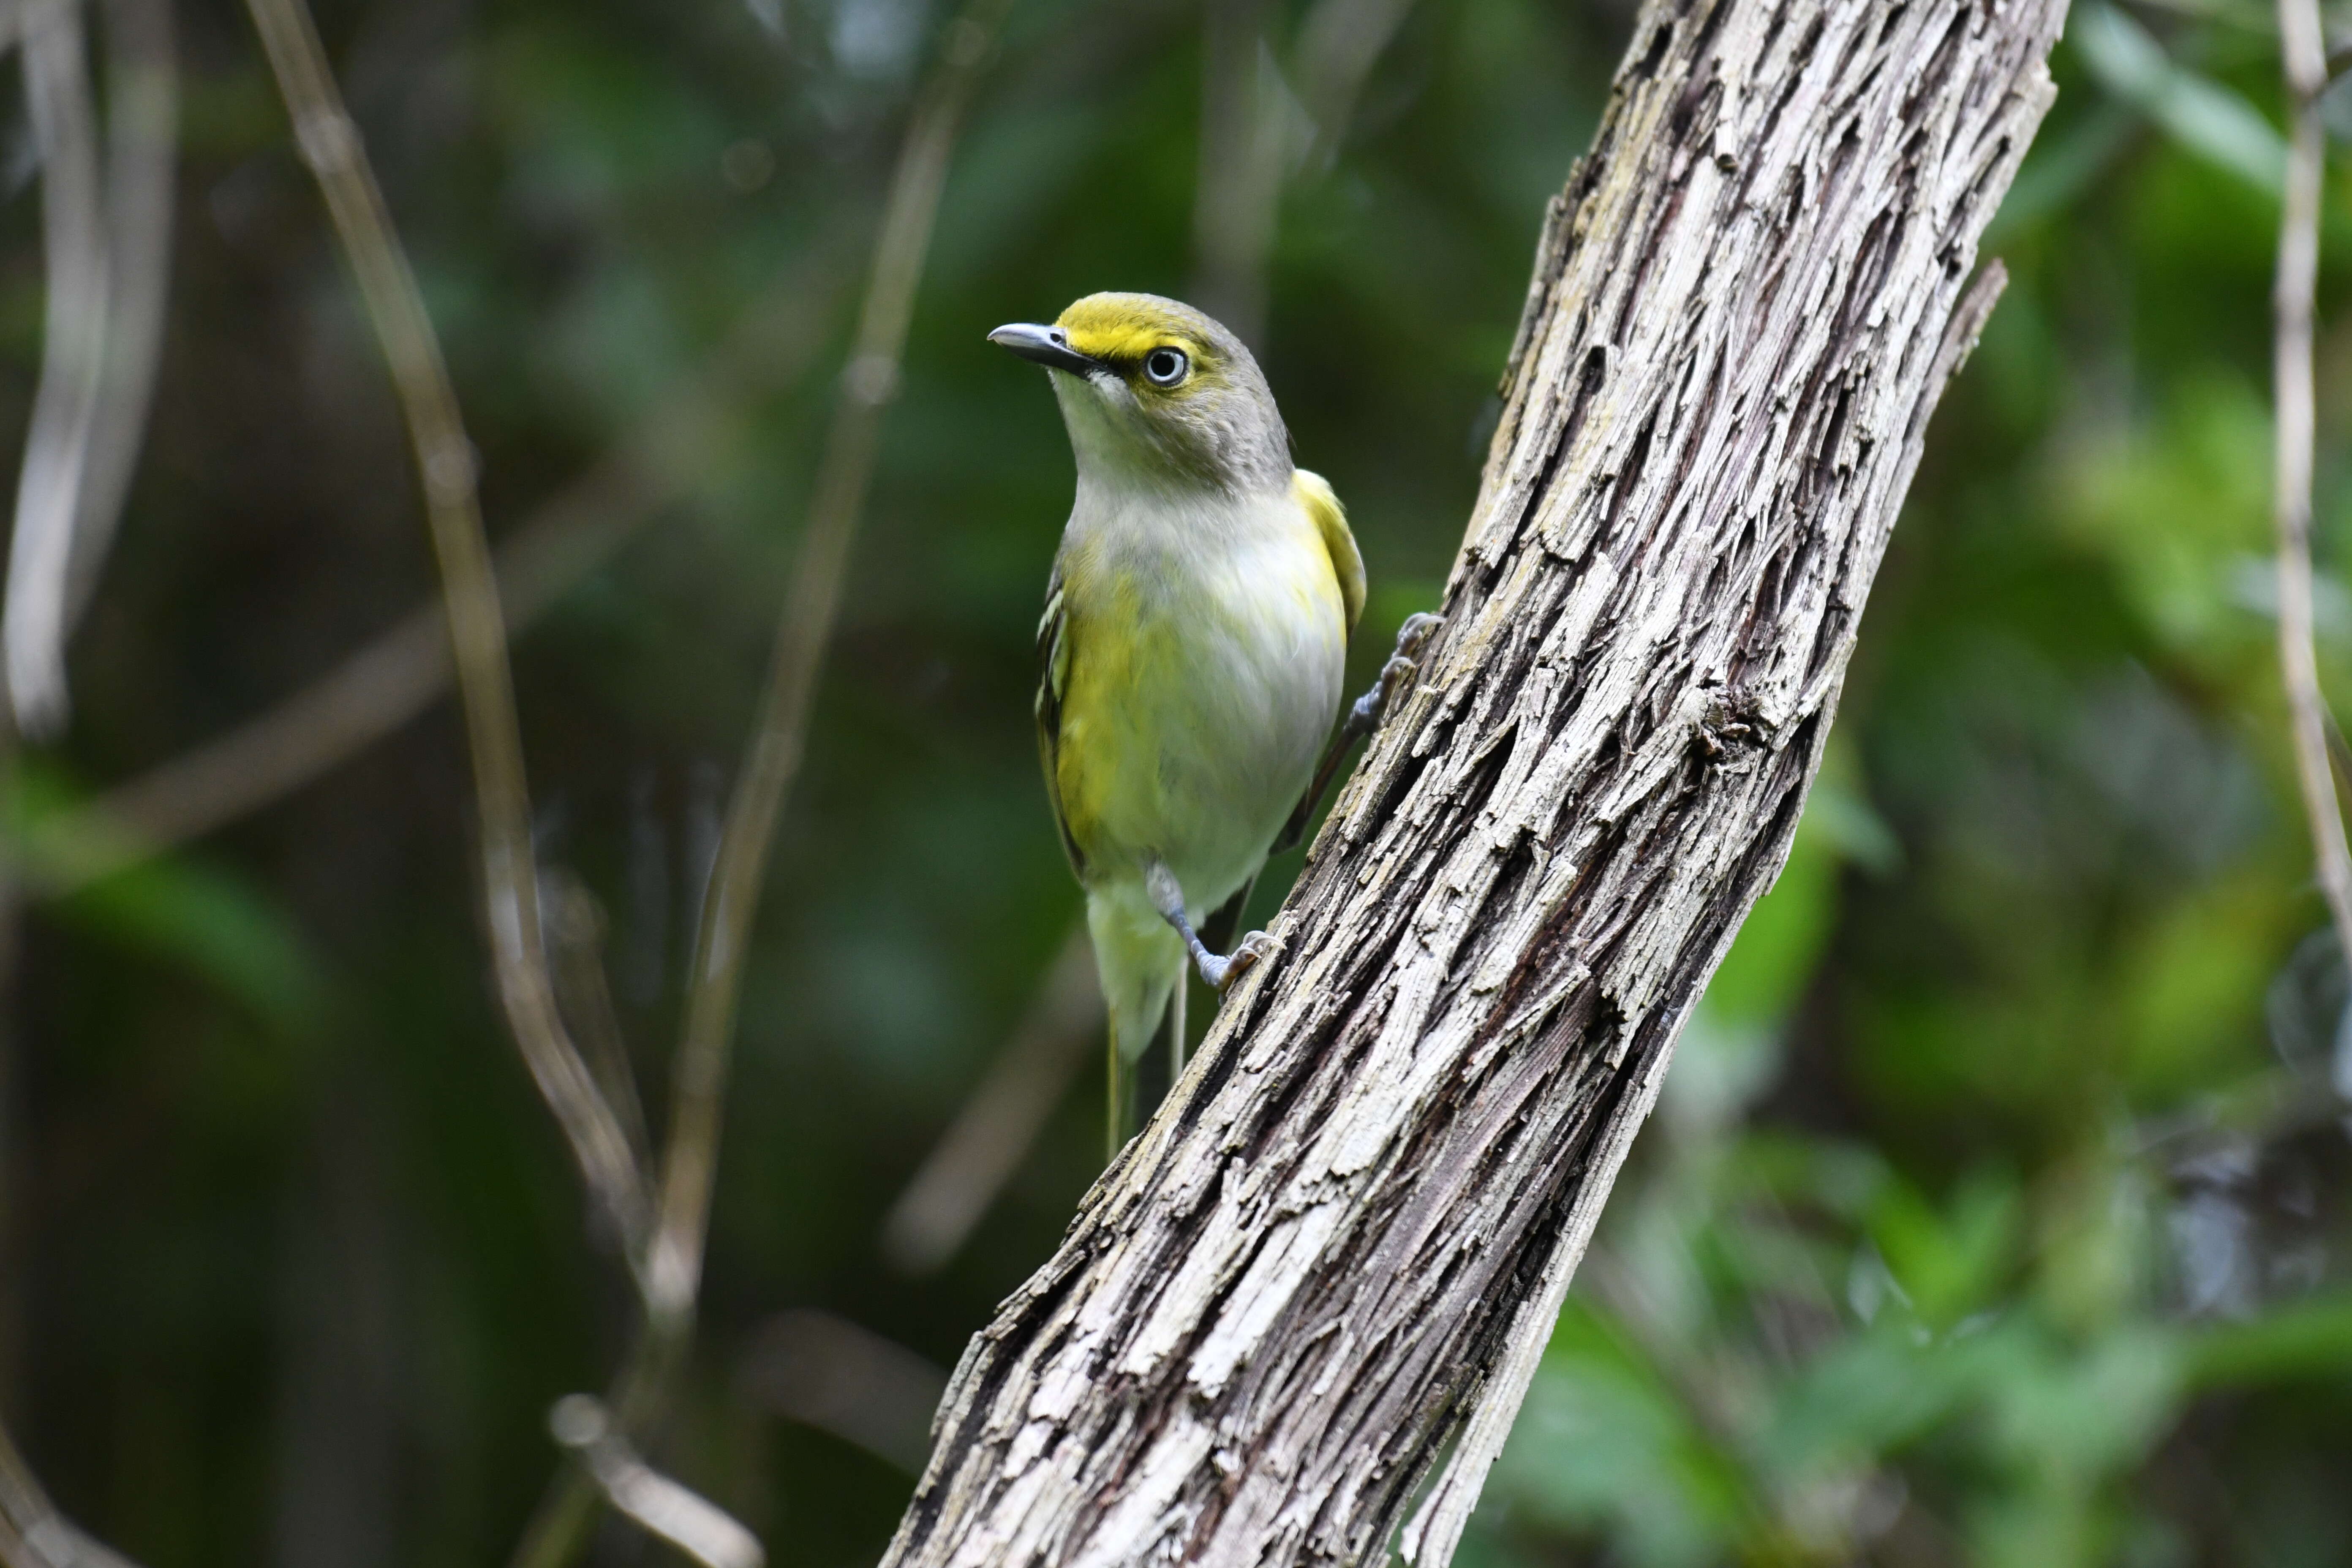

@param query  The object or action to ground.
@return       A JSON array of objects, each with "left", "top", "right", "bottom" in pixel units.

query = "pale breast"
[{"left": 1054, "top": 486, "right": 1348, "bottom": 914}]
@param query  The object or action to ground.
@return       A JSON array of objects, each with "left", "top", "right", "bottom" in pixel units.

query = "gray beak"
[{"left": 989, "top": 322, "right": 1100, "bottom": 377}]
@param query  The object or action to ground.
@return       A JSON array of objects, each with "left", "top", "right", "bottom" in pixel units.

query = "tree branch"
[
  {"left": 880, "top": 3, "right": 2066, "bottom": 1564},
  {"left": 6, "top": 0, "right": 113, "bottom": 734},
  {"left": 240, "top": 0, "right": 654, "bottom": 1274},
  {"left": 651, "top": 0, "right": 1016, "bottom": 1328},
  {"left": 2272, "top": 0, "right": 2352, "bottom": 977},
  {"left": 0, "top": 1419, "right": 141, "bottom": 1568},
  {"left": 509, "top": 2, "right": 1015, "bottom": 1559},
  {"left": 0, "top": 235, "right": 847, "bottom": 907}
]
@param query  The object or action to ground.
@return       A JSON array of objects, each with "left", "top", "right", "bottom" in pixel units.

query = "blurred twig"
[
  {"left": 881, "top": 924, "right": 1098, "bottom": 1275},
  {"left": 1292, "top": 0, "right": 1416, "bottom": 171},
  {"left": 736, "top": 1309, "right": 948, "bottom": 1473},
  {"left": 651, "top": 0, "right": 1018, "bottom": 1354},
  {"left": 8, "top": 242, "right": 843, "bottom": 899},
  {"left": 1190, "top": 0, "right": 1417, "bottom": 340},
  {"left": 0, "top": 0, "right": 176, "bottom": 735},
  {"left": 0, "top": 1421, "right": 141, "bottom": 1568},
  {"left": 546, "top": 1397, "right": 764, "bottom": 1568},
  {"left": 544, "top": 869, "right": 654, "bottom": 1178},
  {"left": 5, "top": 0, "right": 113, "bottom": 733},
  {"left": 240, "top": 0, "right": 654, "bottom": 1281},
  {"left": 0, "top": 5, "right": 174, "bottom": 1543},
  {"left": 242, "top": 1, "right": 773, "bottom": 1557},
  {"left": 511, "top": 2, "right": 1015, "bottom": 1561},
  {"left": 2272, "top": 0, "right": 2352, "bottom": 976},
  {"left": 1192, "top": 0, "right": 1291, "bottom": 342},
  {"left": 68, "top": 0, "right": 174, "bottom": 632}
]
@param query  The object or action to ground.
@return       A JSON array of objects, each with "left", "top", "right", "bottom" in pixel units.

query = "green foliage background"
[{"left": 3, "top": 0, "right": 2351, "bottom": 1563}]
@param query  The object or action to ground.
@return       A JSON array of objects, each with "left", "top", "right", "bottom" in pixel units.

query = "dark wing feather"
[{"left": 1034, "top": 567, "right": 1086, "bottom": 879}]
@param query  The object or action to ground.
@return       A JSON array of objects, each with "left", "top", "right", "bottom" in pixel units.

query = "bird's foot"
[
  {"left": 1147, "top": 859, "right": 1278, "bottom": 990},
  {"left": 1349, "top": 612, "right": 1443, "bottom": 734},
  {"left": 1197, "top": 929, "right": 1278, "bottom": 991}
]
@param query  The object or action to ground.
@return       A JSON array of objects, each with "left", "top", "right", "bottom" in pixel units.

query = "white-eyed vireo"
[{"left": 991, "top": 292, "right": 1435, "bottom": 1152}]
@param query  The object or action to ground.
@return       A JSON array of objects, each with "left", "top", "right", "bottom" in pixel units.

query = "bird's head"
[{"left": 989, "top": 293, "right": 1290, "bottom": 496}]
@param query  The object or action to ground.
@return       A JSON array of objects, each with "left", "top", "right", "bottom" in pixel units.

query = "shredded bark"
[{"left": 882, "top": 3, "right": 2067, "bottom": 1563}]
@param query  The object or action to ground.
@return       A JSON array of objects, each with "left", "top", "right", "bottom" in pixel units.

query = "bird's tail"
[{"left": 1087, "top": 885, "right": 1187, "bottom": 1160}]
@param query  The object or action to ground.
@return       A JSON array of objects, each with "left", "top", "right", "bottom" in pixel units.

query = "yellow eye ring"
[{"left": 1142, "top": 347, "right": 1189, "bottom": 388}]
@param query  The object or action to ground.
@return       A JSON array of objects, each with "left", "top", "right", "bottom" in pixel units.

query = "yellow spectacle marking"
[{"left": 1056, "top": 295, "right": 1208, "bottom": 370}]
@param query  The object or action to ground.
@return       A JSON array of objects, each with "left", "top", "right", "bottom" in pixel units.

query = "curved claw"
[
  {"left": 1394, "top": 610, "right": 1442, "bottom": 662},
  {"left": 1351, "top": 612, "right": 1444, "bottom": 733},
  {"left": 1210, "top": 930, "right": 1279, "bottom": 991}
]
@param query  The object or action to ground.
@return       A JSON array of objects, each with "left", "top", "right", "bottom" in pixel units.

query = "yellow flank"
[
  {"left": 1294, "top": 469, "right": 1365, "bottom": 632},
  {"left": 1045, "top": 491, "right": 1349, "bottom": 887},
  {"left": 1046, "top": 564, "right": 1136, "bottom": 870}
]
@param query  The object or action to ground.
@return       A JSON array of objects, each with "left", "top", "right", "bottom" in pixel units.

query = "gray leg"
[{"left": 1146, "top": 862, "right": 1277, "bottom": 991}]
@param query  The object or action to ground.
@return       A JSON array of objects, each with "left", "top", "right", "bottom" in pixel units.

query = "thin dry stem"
[
  {"left": 7, "top": 240, "right": 845, "bottom": 901},
  {"left": 881, "top": 923, "right": 1100, "bottom": 1275},
  {"left": 1190, "top": 0, "right": 1289, "bottom": 344},
  {"left": 546, "top": 1396, "right": 764, "bottom": 1568},
  {"left": 1190, "top": 0, "right": 1413, "bottom": 348},
  {"left": 0, "top": 1420, "right": 141, "bottom": 1568},
  {"left": 2274, "top": 0, "right": 2352, "bottom": 977},
  {"left": 240, "top": 0, "right": 653, "bottom": 1268},
  {"left": 738, "top": 1309, "right": 949, "bottom": 1473},
  {"left": 544, "top": 870, "right": 655, "bottom": 1177},
  {"left": 6, "top": 0, "right": 112, "bottom": 733},
  {"left": 67, "top": 0, "right": 175, "bottom": 631},
  {"left": 652, "top": 0, "right": 1017, "bottom": 1327},
  {"left": 509, "top": 5, "right": 1015, "bottom": 1562},
  {"left": 1293, "top": 0, "right": 1415, "bottom": 171}
]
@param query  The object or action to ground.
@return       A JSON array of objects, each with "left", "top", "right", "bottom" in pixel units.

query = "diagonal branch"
[
  {"left": 880, "top": 924, "right": 1101, "bottom": 1276},
  {"left": 10, "top": 236, "right": 849, "bottom": 902},
  {"left": 648, "top": 0, "right": 1018, "bottom": 1329},
  {"left": 509, "top": 4, "right": 1017, "bottom": 1562},
  {"left": 0, "top": 1419, "right": 142, "bottom": 1568},
  {"left": 2272, "top": 0, "right": 2352, "bottom": 977},
  {"left": 879, "top": 4, "right": 2067, "bottom": 1565},
  {"left": 239, "top": 0, "right": 652, "bottom": 1274}
]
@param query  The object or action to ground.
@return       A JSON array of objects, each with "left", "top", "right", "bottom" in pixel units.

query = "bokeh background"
[{"left": 3, "top": 0, "right": 2351, "bottom": 1563}]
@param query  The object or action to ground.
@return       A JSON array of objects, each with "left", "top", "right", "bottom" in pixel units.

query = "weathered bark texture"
[{"left": 884, "top": 3, "right": 2066, "bottom": 1564}]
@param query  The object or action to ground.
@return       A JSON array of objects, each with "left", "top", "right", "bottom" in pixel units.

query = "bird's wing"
[
  {"left": 1034, "top": 564, "right": 1087, "bottom": 877},
  {"left": 1293, "top": 468, "right": 1365, "bottom": 633}
]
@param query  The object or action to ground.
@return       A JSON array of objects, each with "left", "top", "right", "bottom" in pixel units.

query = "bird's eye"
[{"left": 1142, "top": 348, "right": 1189, "bottom": 388}]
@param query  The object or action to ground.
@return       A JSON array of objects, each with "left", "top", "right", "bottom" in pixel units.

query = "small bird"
[{"left": 991, "top": 293, "right": 1433, "bottom": 1153}]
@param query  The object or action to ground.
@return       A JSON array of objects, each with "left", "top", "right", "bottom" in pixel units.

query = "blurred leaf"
[
  {"left": 2034, "top": 1143, "right": 2163, "bottom": 1333},
  {"left": 2186, "top": 1290, "right": 2352, "bottom": 1386},
  {"left": 1491, "top": 1302, "right": 1751, "bottom": 1568},
  {"left": 1870, "top": 1166, "right": 2023, "bottom": 1328},
  {"left": 2049, "top": 373, "right": 2271, "bottom": 662},
  {"left": 5, "top": 767, "right": 328, "bottom": 1035},
  {"left": 2115, "top": 873, "right": 2281, "bottom": 1096},
  {"left": 1765, "top": 1313, "right": 1995, "bottom": 1473},
  {"left": 1983, "top": 1321, "right": 2182, "bottom": 1478},
  {"left": 2071, "top": 2, "right": 2285, "bottom": 196}
]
